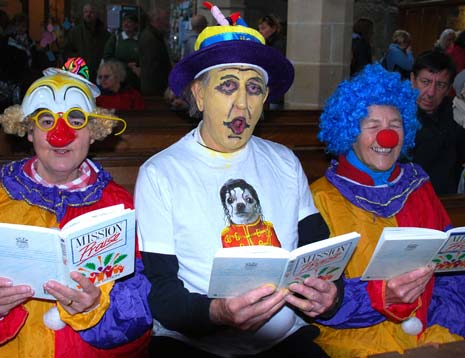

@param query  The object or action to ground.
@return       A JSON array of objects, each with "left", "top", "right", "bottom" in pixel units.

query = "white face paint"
[{"left": 21, "top": 74, "right": 95, "bottom": 116}]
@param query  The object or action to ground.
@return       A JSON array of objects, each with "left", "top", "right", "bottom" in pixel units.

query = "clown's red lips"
[{"left": 226, "top": 117, "right": 250, "bottom": 135}]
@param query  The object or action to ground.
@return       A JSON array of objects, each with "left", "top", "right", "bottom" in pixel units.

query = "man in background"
[
  {"left": 351, "top": 18, "right": 373, "bottom": 76},
  {"left": 103, "top": 12, "right": 141, "bottom": 90},
  {"left": 63, "top": 3, "right": 110, "bottom": 82},
  {"left": 410, "top": 50, "right": 465, "bottom": 194},
  {"left": 138, "top": 8, "right": 172, "bottom": 96}
]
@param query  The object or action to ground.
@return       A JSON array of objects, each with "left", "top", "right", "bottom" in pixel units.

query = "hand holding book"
[
  {"left": 208, "top": 231, "right": 360, "bottom": 298},
  {"left": 0, "top": 204, "right": 136, "bottom": 300},
  {"left": 361, "top": 227, "right": 465, "bottom": 281},
  {"left": 383, "top": 265, "right": 434, "bottom": 306}
]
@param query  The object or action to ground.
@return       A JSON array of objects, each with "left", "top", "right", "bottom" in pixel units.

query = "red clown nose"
[
  {"left": 376, "top": 129, "right": 399, "bottom": 148},
  {"left": 46, "top": 117, "right": 77, "bottom": 147}
]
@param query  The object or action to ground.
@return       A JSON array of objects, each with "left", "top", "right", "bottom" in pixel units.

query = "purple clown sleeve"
[
  {"left": 78, "top": 257, "right": 153, "bottom": 348},
  {"left": 427, "top": 274, "right": 465, "bottom": 337},
  {"left": 317, "top": 276, "right": 386, "bottom": 328}
]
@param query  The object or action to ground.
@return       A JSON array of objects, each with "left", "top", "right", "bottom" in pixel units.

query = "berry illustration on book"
[
  {"left": 432, "top": 233, "right": 465, "bottom": 271},
  {"left": 77, "top": 252, "right": 128, "bottom": 286}
]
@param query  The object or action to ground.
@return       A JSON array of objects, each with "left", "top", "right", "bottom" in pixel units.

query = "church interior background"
[{"left": 3, "top": 0, "right": 465, "bottom": 108}]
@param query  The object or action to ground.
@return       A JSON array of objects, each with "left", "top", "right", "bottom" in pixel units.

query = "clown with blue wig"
[
  {"left": 0, "top": 57, "right": 152, "bottom": 357},
  {"left": 311, "top": 63, "right": 465, "bottom": 357}
]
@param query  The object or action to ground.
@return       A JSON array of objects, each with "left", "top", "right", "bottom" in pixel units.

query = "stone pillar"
[{"left": 285, "top": 0, "right": 354, "bottom": 109}]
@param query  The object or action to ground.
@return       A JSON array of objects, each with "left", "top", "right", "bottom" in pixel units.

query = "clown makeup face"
[
  {"left": 352, "top": 105, "right": 404, "bottom": 172},
  {"left": 192, "top": 66, "right": 269, "bottom": 153},
  {"left": 28, "top": 119, "right": 94, "bottom": 184},
  {"left": 22, "top": 73, "right": 98, "bottom": 184}
]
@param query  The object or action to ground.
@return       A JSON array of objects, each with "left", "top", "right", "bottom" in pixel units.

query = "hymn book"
[
  {"left": 208, "top": 231, "right": 360, "bottom": 298},
  {"left": 361, "top": 226, "right": 465, "bottom": 280},
  {"left": 0, "top": 204, "right": 135, "bottom": 300}
]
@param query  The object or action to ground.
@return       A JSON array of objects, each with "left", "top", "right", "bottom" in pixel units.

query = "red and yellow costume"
[
  {"left": 0, "top": 159, "right": 152, "bottom": 357},
  {"left": 311, "top": 157, "right": 464, "bottom": 358}
]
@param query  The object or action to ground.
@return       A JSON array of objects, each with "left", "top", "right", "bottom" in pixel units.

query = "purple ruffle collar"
[
  {"left": 0, "top": 158, "right": 112, "bottom": 221},
  {"left": 325, "top": 159, "right": 429, "bottom": 218}
]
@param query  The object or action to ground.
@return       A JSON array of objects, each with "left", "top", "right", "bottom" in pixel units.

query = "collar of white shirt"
[{"left": 121, "top": 31, "right": 138, "bottom": 40}]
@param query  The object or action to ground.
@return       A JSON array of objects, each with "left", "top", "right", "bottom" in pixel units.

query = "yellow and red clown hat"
[
  {"left": 44, "top": 57, "right": 100, "bottom": 97},
  {"left": 21, "top": 57, "right": 100, "bottom": 118},
  {"left": 168, "top": 3, "right": 294, "bottom": 102}
]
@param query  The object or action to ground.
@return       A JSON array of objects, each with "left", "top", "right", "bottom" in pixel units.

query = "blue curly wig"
[{"left": 318, "top": 63, "right": 420, "bottom": 157}]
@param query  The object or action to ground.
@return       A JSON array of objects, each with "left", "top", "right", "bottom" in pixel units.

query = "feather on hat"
[{"left": 168, "top": 3, "right": 294, "bottom": 102}]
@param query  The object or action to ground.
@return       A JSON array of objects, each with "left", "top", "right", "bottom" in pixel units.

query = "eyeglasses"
[
  {"left": 29, "top": 108, "right": 127, "bottom": 135},
  {"left": 98, "top": 74, "right": 111, "bottom": 81}
]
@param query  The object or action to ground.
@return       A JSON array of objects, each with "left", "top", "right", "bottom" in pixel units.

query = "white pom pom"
[
  {"left": 401, "top": 317, "right": 423, "bottom": 335},
  {"left": 43, "top": 306, "right": 66, "bottom": 330}
]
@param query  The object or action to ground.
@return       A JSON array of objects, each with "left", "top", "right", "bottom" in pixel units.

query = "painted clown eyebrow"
[{"left": 219, "top": 68, "right": 265, "bottom": 84}]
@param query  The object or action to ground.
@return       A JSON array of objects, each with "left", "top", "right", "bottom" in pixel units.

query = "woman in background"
[
  {"left": 433, "top": 28, "right": 456, "bottom": 53},
  {"left": 447, "top": 29, "right": 465, "bottom": 74},
  {"left": 258, "top": 14, "right": 285, "bottom": 54},
  {"left": 96, "top": 59, "right": 145, "bottom": 111},
  {"left": 258, "top": 14, "right": 286, "bottom": 109},
  {"left": 382, "top": 29, "right": 414, "bottom": 80}
]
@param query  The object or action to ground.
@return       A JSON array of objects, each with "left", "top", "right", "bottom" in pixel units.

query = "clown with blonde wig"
[
  {"left": 0, "top": 58, "right": 152, "bottom": 358},
  {"left": 1, "top": 58, "right": 126, "bottom": 142},
  {"left": 310, "top": 64, "right": 465, "bottom": 357}
]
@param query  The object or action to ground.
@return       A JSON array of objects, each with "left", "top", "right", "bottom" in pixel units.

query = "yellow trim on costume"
[
  {"left": 57, "top": 281, "right": 114, "bottom": 331},
  {"left": 195, "top": 25, "right": 265, "bottom": 50}
]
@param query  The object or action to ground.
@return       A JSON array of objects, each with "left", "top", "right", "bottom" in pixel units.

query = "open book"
[
  {"left": 0, "top": 204, "right": 135, "bottom": 300},
  {"left": 208, "top": 231, "right": 360, "bottom": 298},
  {"left": 361, "top": 226, "right": 465, "bottom": 280}
]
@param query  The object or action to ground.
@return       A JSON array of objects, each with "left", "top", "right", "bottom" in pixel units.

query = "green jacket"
[{"left": 103, "top": 32, "right": 140, "bottom": 90}]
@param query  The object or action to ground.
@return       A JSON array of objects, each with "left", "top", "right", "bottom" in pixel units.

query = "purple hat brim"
[{"left": 169, "top": 40, "right": 294, "bottom": 102}]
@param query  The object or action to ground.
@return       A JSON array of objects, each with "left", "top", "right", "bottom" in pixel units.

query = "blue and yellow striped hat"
[{"left": 169, "top": 20, "right": 294, "bottom": 102}]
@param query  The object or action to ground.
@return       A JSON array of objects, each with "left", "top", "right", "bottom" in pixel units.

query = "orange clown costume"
[
  {"left": 0, "top": 58, "right": 152, "bottom": 357},
  {"left": 311, "top": 64, "right": 465, "bottom": 357}
]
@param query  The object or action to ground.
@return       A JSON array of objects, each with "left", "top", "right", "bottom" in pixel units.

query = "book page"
[
  {"left": 63, "top": 209, "right": 136, "bottom": 288},
  {"left": 433, "top": 228, "right": 465, "bottom": 272},
  {"left": 362, "top": 227, "right": 446, "bottom": 280},
  {"left": 62, "top": 204, "right": 127, "bottom": 232},
  {"left": 208, "top": 256, "right": 289, "bottom": 298},
  {"left": 282, "top": 232, "right": 360, "bottom": 286},
  {"left": 213, "top": 245, "right": 290, "bottom": 259},
  {"left": 289, "top": 231, "right": 360, "bottom": 258},
  {"left": 0, "top": 223, "right": 62, "bottom": 299}
]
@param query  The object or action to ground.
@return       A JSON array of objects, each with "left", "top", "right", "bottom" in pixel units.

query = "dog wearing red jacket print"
[{"left": 220, "top": 178, "right": 281, "bottom": 248}]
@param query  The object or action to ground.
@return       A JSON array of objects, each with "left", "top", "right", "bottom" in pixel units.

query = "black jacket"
[{"left": 412, "top": 96, "right": 465, "bottom": 195}]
